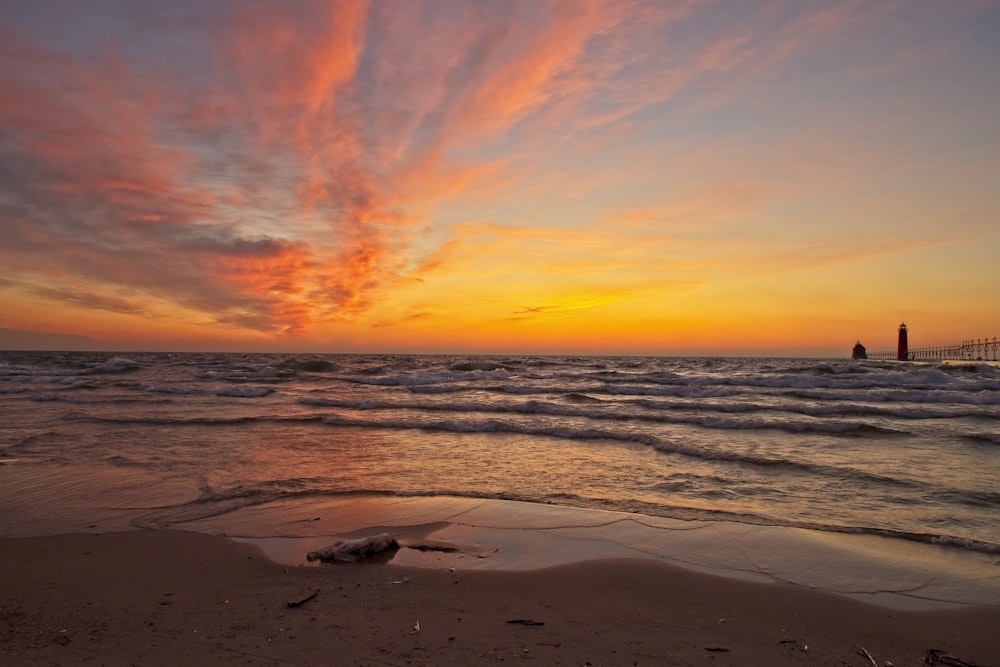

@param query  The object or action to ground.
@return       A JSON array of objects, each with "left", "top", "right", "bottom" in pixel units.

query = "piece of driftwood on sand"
[{"left": 306, "top": 533, "right": 400, "bottom": 563}]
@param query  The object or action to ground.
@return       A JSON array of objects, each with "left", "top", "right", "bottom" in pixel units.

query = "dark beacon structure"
[
  {"left": 896, "top": 322, "right": 909, "bottom": 361},
  {"left": 851, "top": 341, "right": 867, "bottom": 360}
]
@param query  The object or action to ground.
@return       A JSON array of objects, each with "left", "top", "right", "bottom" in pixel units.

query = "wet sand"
[
  {"left": 2, "top": 529, "right": 998, "bottom": 666},
  {"left": 188, "top": 495, "right": 1000, "bottom": 610}
]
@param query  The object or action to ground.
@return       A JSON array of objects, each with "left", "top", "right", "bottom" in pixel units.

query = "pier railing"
[{"left": 867, "top": 337, "right": 999, "bottom": 361}]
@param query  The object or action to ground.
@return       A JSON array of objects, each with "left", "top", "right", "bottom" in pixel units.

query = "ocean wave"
[
  {"left": 143, "top": 384, "right": 204, "bottom": 395},
  {"left": 449, "top": 360, "right": 516, "bottom": 372},
  {"left": 88, "top": 357, "right": 143, "bottom": 373},
  {"left": 316, "top": 412, "right": 907, "bottom": 484},
  {"left": 4, "top": 356, "right": 144, "bottom": 382},
  {"left": 200, "top": 366, "right": 281, "bottom": 382},
  {"left": 0, "top": 369, "right": 86, "bottom": 384},
  {"left": 601, "top": 383, "right": 739, "bottom": 398},
  {"left": 357, "top": 364, "right": 390, "bottom": 375},
  {"left": 564, "top": 392, "right": 604, "bottom": 403},
  {"left": 300, "top": 394, "right": 908, "bottom": 436},
  {"left": 280, "top": 358, "right": 337, "bottom": 373},
  {"left": 726, "top": 369, "right": 959, "bottom": 390},
  {"left": 942, "top": 362, "right": 999, "bottom": 375},
  {"left": 351, "top": 368, "right": 513, "bottom": 386},
  {"left": 66, "top": 413, "right": 323, "bottom": 426},
  {"left": 789, "top": 387, "right": 1000, "bottom": 405},
  {"left": 215, "top": 387, "right": 274, "bottom": 398},
  {"left": 941, "top": 487, "right": 1000, "bottom": 508},
  {"left": 580, "top": 365, "right": 1000, "bottom": 394},
  {"left": 30, "top": 393, "right": 152, "bottom": 405},
  {"left": 0, "top": 364, "right": 40, "bottom": 378},
  {"left": 635, "top": 397, "right": 1000, "bottom": 421},
  {"left": 799, "top": 362, "right": 875, "bottom": 375},
  {"left": 963, "top": 432, "right": 1000, "bottom": 446},
  {"left": 407, "top": 384, "right": 468, "bottom": 394}
]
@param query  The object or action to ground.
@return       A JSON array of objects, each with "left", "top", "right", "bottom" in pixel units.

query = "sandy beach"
[{"left": 3, "top": 528, "right": 998, "bottom": 667}]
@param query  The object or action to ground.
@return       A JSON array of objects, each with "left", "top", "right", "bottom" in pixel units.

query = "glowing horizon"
[{"left": 1, "top": 1, "right": 998, "bottom": 357}]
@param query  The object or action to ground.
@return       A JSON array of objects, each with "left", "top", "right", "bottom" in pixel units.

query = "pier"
[{"left": 866, "top": 337, "right": 999, "bottom": 362}]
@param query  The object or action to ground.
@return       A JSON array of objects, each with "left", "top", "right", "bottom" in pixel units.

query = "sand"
[{"left": 2, "top": 529, "right": 998, "bottom": 666}]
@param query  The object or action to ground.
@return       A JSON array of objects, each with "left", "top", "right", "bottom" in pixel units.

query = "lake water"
[{"left": 2, "top": 351, "right": 998, "bottom": 606}]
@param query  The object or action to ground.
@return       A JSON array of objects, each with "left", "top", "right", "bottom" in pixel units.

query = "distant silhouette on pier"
[{"left": 853, "top": 325, "right": 999, "bottom": 361}]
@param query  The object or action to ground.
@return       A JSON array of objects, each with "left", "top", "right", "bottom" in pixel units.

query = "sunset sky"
[{"left": 1, "top": 1, "right": 998, "bottom": 356}]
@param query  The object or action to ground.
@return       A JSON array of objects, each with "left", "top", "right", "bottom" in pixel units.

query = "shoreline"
[
  {"left": 2, "top": 477, "right": 998, "bottom": 610},
  {"left": 3, "top": 528, "right": 999, "bottom": 666},
  {"left": 178, "top": 495, "right": 1000, "bottom": 611},
  {"left": 4, "top": 485, "right": 1000, "bottom": 610}
]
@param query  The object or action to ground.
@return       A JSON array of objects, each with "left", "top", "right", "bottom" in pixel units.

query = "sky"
[{"left": 1, "top": 0, "right": 998, "bottom": 356}]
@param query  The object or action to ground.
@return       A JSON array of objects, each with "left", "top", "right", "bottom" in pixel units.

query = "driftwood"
[
  {"left": 286, "top": 589, "right": 319, "bottom": 608},
  {"left": 925, "top": 649, "right": 981, "bottom": 667},
  {"left": 306, "top": 533, "right": 400, "bottom": 563}
]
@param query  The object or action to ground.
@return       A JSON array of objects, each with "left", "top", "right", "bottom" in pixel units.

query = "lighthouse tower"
[{"left": 897, "top": 323, "right": 909, "bottom": 361}]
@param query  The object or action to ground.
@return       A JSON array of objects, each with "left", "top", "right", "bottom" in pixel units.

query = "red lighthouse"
[{"left": 897, "top": 322, "right": 909, "bottom": 361}]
